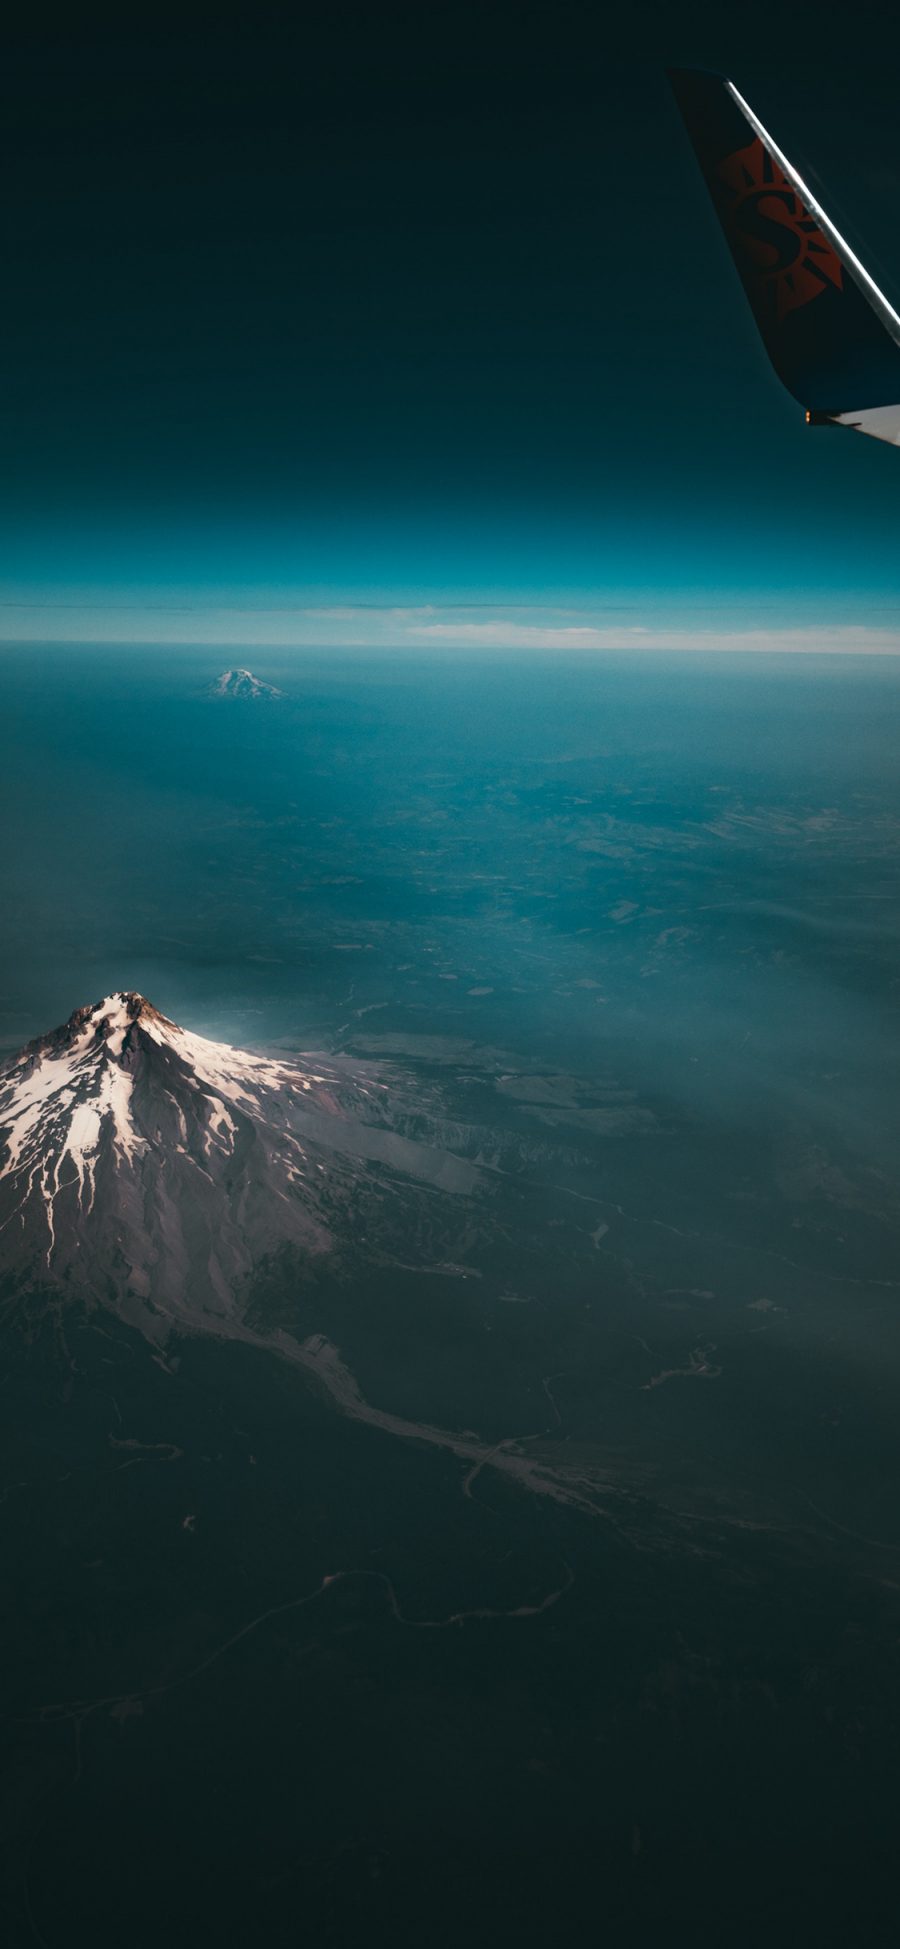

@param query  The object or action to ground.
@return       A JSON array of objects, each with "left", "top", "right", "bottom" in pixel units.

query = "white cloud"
[
  {"left": 408, "top": 622, "right": 900, "bottom": 654},
  {"left": 1, "top": 597, "right": 898, "bottom": 655},
  {"left": 303, "top": 604, "right": 439, "bottom": 621}
]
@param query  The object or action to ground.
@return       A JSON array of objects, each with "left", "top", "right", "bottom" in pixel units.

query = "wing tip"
[
  {"left": 665, "top": 65, "right": 731, "bottom": 84},
  {"left": 666, "top": 68, "right": 736, "bottom": 120}
]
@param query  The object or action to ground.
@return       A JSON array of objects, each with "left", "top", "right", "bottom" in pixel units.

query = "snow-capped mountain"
[
  {"left": 208, "top": 668, "right": 283, "bottom": 699},
  {"left": 0, "top": 993, "right": 477, "bottom": 1339}
]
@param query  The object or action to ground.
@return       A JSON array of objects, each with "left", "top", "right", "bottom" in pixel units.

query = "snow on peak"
[
  {"left": 0, "top": 993, "right": 340, "bottom": 1260},
  {"left": 209, "top": 668, "right": 283, "bottom": 700},
  {"left": 0, "top": 991, "right": 476, "bottom": 1340}
]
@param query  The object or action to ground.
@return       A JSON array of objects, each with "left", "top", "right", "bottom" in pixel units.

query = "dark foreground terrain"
[{"left": 1, "top": 644, "right": 900, "bottom": 1944}]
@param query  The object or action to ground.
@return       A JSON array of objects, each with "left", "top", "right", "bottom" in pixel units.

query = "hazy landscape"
[{"left": 2, "top": 643, "right": 900, "bottom": 1943}]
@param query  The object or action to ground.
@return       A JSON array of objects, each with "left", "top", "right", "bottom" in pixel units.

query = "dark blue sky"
[{"left": 4, "top": 1, "right": 900, "bottom": 642}]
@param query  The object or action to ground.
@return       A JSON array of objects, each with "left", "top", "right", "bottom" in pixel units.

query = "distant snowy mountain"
[
  {"left": 0, "top": 993, "right": 478, "bottom": 1339},
  {"left": 208, "top": 667, "right": 283, "bottom": 699}
]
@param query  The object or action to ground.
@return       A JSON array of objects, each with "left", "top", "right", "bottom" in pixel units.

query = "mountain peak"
[
  {"left": 209, "top": 668, "right": 283, "bottom": 700},
  {"left": 27, "top": 991, "right": 175, "bottom": 1062},
  {"left": 0, "top": 993, "right": 472, "bottom": 1345},
  {"left": 0, "top": 994, "right": 353, "bottom": 1329}
]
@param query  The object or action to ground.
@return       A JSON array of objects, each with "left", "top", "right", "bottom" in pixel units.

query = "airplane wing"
[{"left": 668, "top": 68, "right": 900, "bottom": 446}]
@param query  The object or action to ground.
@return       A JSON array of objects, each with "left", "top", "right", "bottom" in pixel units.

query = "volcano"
[
  {"left": 0, "top": 993, "right": 479, "bottom": 1339},
  {"left": 209, "top": 668, "right": 283, "bottom": 699}
]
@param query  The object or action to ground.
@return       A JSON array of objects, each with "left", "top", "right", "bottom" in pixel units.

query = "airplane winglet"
[{"left": 668, "top": 68, "right": 900, "bottom": 445}]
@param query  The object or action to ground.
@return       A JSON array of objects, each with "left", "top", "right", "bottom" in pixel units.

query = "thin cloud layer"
[
  {"left": 407, "top": 621, "right": 900, "bottom": 653},
  {"left": 1, "top": 600, "right": 899, "bottom": 654}
]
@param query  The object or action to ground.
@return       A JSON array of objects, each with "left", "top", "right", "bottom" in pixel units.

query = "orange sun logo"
[{"left": 718, "top": 136, "right": 843, "bottom": 320}]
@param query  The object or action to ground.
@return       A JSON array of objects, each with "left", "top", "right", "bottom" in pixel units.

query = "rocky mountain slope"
[
  {"left": 0, "top": 993, "right": 478, "bottom": 1338},
  {"left": 208, "top": 668, "right": 283, "bottom": 699}
]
